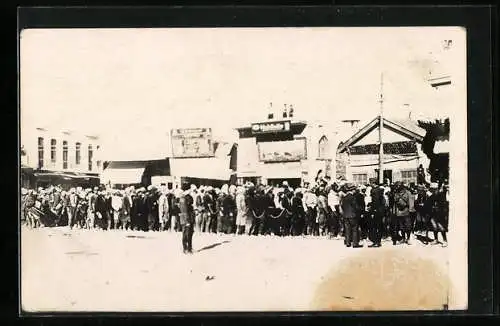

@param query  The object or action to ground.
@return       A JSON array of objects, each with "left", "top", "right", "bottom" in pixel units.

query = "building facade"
[
  {"left": 236, "top": 110, "right": 338, "bottom": 188},
  {"left": 336, "top": 116, "right": 430, "bottom": 185},
  {"left": 100, "top": 127, "right": 237, "bottom": 190},
  {"left": 21, "top": 127, "right": 102, "bottom": 188}
]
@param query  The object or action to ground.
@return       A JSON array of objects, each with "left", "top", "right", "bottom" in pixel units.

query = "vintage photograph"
[{"left": 19, "top": 27, "right": 467, "bottom": 312}]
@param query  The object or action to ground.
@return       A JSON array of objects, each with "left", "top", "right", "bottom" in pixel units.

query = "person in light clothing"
[
  {"left": 111, "top": 190, "right": 123, "bottom": 230},
  {"left": 158, "top": 188, "right": 170, "bottom": 231},
  {"left": 235, "top": 186, "right": 248, "bottom": 235}
]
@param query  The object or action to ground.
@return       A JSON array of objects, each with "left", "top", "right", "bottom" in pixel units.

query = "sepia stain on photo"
[{"left": 19, "top": 26, "right": 467, "bottom": 313}]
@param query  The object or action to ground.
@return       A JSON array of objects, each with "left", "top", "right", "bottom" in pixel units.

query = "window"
[
  {"left": 37, "top": 137, "right": 44, "bottom": 169},
  {"left": 352, "top": 173, "right": 368, "bottom": 185},
  {"left": 318, "top": 136, "right": 329, "bottom": 159},
  {"left": 401, "top": 170, "right": 418, "bottom": 185},
  {"left": 88, "top": 144, "right": 93, "bottom": 171},
  {"left": 75, "top": 142, "right": 81, "bottom": 165},
  {"left": 50, "top": 139, "right": 57, "bottom": 164},
  {"left": 62, "top": 141, "right": 68, "bottom": 169}
]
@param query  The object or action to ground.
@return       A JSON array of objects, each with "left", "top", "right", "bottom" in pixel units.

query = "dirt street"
[{"left": 21, "top": 227, "right": 451, "bottom": 312}]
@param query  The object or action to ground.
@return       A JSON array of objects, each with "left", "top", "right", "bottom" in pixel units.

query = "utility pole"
[{"left": 378, "top": 73, "right": 384, "bottom": 185}]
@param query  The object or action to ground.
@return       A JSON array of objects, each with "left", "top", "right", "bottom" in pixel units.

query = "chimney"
[
  {"left": 404, "top": 103, "right": 412, "bottom": 120},
  {"left": 289, "top": 104, "right": 294, "bottom": 118},
  {"left": 283, "top": 104, "right": 288, "bottom": 118},
  {"left": 267, "top": 102, "right": 274, "bottom": 120}
]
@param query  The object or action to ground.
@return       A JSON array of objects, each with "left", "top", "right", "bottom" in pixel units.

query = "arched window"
[{"left": 318, "top": 136, "right": 329, "bottom": 159}]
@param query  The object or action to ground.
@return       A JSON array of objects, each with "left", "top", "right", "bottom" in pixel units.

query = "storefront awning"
[
  {"left": 101, "top": 168, "right": 145, "bottom": 185},
  {"left": 170, "top": 157, "right": 232, "bottom": 181}
]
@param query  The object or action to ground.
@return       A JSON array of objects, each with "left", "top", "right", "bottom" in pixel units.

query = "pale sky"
[{"left": 20, "top": 27, "right": 466, "bottom": 160}]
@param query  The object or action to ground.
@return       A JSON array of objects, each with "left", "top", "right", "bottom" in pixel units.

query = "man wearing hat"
[
  {"left": 340, "top": 182, "right": 362, "bottom": 248},
  {"left": 146, "top": 185, "right": 160, "bottom": 231},
  {"left": 179, "top": 189, "right": 195, "bottom": 254}
]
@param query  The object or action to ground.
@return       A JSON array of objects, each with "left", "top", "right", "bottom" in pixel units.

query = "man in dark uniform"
[
  {"left": 130, "top": 189, "right": 140, "bottom": 231},
  {"left": 136, "top": 188, "right": 149, "bottom": 231},
  {"left": 147, "top": 186, "right": 160, "bottom": 231},
  {"left": 262, "top": 186, "right": 276, "bottom": 235},
  {"left": 179, "top": 190, "right": 195, "bottom": 254},
  {"left": 368, "top": 184, "right": 385, "bottom": 247},
  {"left": 279, "top": 188, "right": 293, "bottom": 236},
  {"left": 249, "top": 186, "right": 266, "bottom": 236},
  {"left": 290, "top": 189, "right": 305, "bottom": 236},
  {"left": 203, "top": 187, "right": 217, "bottom": 233},
  {"left": 94, "top": 190, "right": 108, "bottom": 230},
  {"left": 340, "top": 183, "right": 362, "bottom": 248}
]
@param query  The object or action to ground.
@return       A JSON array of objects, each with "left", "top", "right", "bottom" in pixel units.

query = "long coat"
[
  {"left": 235, "top": 192, "right": 249, "bottom": 226},
  {"left": 340, "top": 192, "right": 358, "bottom": 219}
]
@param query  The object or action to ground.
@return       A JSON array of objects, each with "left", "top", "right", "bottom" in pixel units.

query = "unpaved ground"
[{"left": 21, "top": 227, "right": 451, "bottom": 312}]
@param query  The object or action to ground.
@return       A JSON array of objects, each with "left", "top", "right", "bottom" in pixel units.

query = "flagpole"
[{"left": 378, "top": 73, "right": 384, "bottom": 185}]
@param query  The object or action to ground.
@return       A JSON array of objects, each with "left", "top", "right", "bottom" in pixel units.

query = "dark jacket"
[
  {"left": 340, "top": 192, "right": 359, "bottom": 219},
  {"left": 179, "top": 194, "right": 194, "bottom": 225},
  {"left": 122, "top": 195, "right": 132, "bottom": 216},
  {"left": 370, "top": 187, "right": 386, "bottom": 214}
]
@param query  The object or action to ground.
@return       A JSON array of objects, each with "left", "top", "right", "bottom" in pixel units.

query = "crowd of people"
[{"left": 21, "top": 176, "right": 449, "bottom": 253}]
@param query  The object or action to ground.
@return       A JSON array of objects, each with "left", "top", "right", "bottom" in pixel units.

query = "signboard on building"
[
  {"left": 251, "top": 120, "right": 291, "bottom": 135},
  {"left": 258, "top": 138, "right": 307, "bottom": 162},
  {"left": 171, "top": 128, "right": 214, "bottom": 158}
]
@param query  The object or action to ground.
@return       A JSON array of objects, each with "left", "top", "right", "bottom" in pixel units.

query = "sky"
[{"left": 20, "top": 27, "right": 466, "bottom": 160}]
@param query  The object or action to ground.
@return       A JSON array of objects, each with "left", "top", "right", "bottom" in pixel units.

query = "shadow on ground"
[{"left": 197, "top": 240, "right": 231, "bottom": 253}]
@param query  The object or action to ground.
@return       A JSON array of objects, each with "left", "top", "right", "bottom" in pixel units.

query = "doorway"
[{"left": 375, "top": 169, "right": 393, "bottom": 184}]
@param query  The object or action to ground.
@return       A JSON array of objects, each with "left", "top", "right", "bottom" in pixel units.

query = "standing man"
[
  {"left": 368, "top": 184, "right": 385, "bottom": 247},
  {"left": 158, "top": 187, "right": 170, "bottom": 231},
  {"left": 203, "top": 186, "right": 217, "bottom": 233},
  {"left": 393, "top": 182, "right": 412, "bottom": 245},
  {"left": 67, "top": 188, "right": 78, "bottom": 229},
  {"left": 340, "top": 183, "right": 362, "bottom": 248},
  {"left": 194, "top": 186, "right": 205, "bottom": 233},
  {"left": 235, "top": 186, "right": 248, "bottom": 235},
  {"left": 111, "top": 190, "right": 123, "bottom": 230},
  {"left": 303, "top": 186, "right": 318, "bottom": 236},
  {"left": 179, "top": 189, "right": 195, "bottom": 254},
  {"left": 316, "top": 187, "right": 329, "bottom": 236},
  {"left": 426, "top": 183, "right": 448, "bottom": 247}
]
